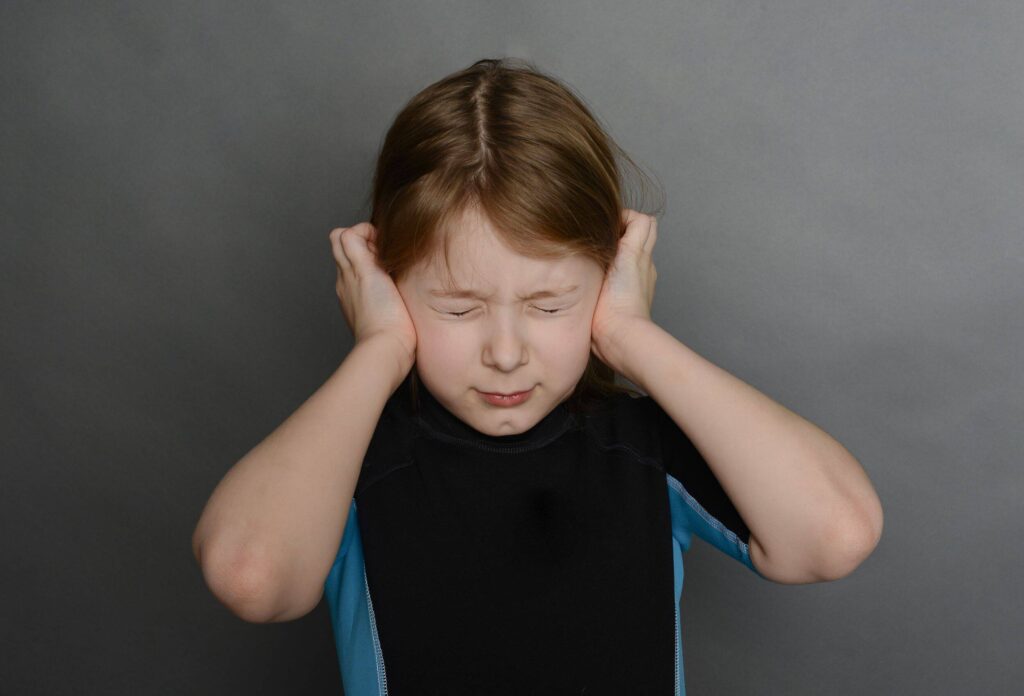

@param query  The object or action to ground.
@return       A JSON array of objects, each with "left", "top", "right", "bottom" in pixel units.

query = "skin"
[{"left": 396, "top": 205, "right": 607, "bottom": 437}]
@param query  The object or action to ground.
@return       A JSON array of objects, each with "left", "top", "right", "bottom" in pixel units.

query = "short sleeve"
[{"left": 633, "top": 394, "right": 768, "bottom": 579}]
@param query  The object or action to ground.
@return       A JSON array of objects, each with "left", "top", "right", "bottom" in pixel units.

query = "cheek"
[
  {"left": 539, "top": 322, "right": 593, "bottom": 361},
  {"left": 413, "top": 324, "right": 472, "bottom": 370},
  {"left": 561, "top": 312, "right": 596, "bottom": 344}
]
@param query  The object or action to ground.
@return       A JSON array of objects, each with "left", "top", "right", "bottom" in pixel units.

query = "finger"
[
  {"left": 642, "top": 216, "right": 657, "bottom": 255},
  {"left": 621, "top": 210, "right": 653, "bottom": 253},
  {"left": 330, "top": 227, "right": 353, "bottom": 274},
  {"left": 348, "top": 222, "right": 374, "bottom": 242},
  {"left": 349, "top": 222, "right": 380, "bottom": 253},
  {"left": 340, "top": 229, "right": 373, "bottom": 274},
  {"left": 348, "top": 223, "right": 383, "bottom": 262},
  {"left": 620, "top": 208, "right": 640, "bottom": 235}
]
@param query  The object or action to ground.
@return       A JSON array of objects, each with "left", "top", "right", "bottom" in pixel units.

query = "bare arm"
[
  {"left": 192, "top": 335, "right": 412, "bottom": 622},
  {"left": 610, "top": 321, "right": 883, "bottom": 584},
  {"left": 590, "top": 211, "right": 882, "bottom": 584}
]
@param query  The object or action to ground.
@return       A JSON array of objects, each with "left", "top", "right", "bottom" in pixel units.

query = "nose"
[{"left": 483, "top": 313, "right": 528, "bottom": 371}]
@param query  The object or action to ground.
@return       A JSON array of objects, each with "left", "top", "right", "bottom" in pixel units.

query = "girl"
[{"left": 193, "top": 58, "right": 883, "bottom": 695}]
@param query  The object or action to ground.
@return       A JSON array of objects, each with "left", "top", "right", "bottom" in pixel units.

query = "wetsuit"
[{"left": 324, "top": 372, "right": 765, "bottom": 695}]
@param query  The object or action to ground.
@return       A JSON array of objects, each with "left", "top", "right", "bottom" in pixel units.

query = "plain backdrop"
[{"left": 2, "top": 1, "right": 1021, "bottom": 694}]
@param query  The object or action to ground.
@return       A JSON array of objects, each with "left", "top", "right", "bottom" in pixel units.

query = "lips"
[{"left": 479, "top": 386, "right": 534, "bottom": 407}]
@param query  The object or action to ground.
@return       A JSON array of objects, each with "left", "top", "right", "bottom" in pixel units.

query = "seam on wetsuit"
[
  {"left": 411, "top": 411, "right": 577, "bottom": 454},
  {"left": 357, "top": 458, "right": 416, "bottom": 497},
  {"left": 580, "top": 419, "right": 667, "bottom": 475},
  {"left": 362, "top": 565, "right": 389, "bottom": 695}
]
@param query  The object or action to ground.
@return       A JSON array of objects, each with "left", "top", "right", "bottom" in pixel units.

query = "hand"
[
  {"left": 590, "top": 209, "right": 658, "bottom": 370},
  {"left": 330, "top": 223, "right": 417, "bottom": 372}
]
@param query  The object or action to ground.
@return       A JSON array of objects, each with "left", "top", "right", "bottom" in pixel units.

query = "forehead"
[{"left": 413, "top": 210, "right": 599, "bottom": 294}]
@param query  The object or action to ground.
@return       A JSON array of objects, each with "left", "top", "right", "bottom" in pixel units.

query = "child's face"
[{"left": 396, "top": 207, "right": 605, "bottom": 437}]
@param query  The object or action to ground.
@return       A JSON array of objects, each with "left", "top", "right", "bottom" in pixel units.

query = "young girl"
[{"left": 193, "top": 58, "right": 883, "bottom": 695}]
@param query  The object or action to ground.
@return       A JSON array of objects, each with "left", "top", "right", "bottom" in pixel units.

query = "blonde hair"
[{"left": 362, "top": 57, "right": 664, "bottom": 414}]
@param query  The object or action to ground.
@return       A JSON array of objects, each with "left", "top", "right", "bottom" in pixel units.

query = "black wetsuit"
[{"left": 324, "top": 372, "right": 764, "bottom": 695}]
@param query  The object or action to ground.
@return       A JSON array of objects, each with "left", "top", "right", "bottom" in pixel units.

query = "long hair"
[{"left": 362, "top": 57, "right": 664, "bottom": 415}]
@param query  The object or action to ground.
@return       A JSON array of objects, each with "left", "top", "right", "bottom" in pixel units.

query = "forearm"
[
  {"left": 192, "top": 335, "right": 411, "bottom": 621},
  {"left": 614, "top": 320, "right": 883, "bottom": 582}
]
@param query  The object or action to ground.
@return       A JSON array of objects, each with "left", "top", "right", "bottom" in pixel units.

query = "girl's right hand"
[{"left": 330, "top": 223, "right": 417, "bottom": 372}]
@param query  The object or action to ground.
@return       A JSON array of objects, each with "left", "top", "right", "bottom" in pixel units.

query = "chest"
[{"left": 352, "top": 437, "right": 678, "bottom": 692}]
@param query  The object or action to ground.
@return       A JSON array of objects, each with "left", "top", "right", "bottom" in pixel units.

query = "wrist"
[
  {"left": 356, "top": 334, "right": 415, "bottom": 392},
  {"left": 597, "top": 318, "right": 656, "bottom": 388}
]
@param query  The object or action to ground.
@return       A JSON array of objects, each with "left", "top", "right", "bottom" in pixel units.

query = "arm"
[
  {"left": 191, "top": 335, "right": 412, "bottom": 622},
  {"left": 610, "top": 320, "right": 883, "bottom": 584}
]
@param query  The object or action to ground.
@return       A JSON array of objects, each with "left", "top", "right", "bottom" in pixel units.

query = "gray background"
[{"left": 2, "top": 1, "right": 1020, "bottom": 694}]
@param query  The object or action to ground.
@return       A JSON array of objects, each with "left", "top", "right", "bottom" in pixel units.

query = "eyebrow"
[{"left": 429, "top": 284, "right": 579, "bottom": 301}]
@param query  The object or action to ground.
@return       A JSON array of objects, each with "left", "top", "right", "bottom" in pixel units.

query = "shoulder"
[
  {"left": 573, "top": 389, "right": 666, "bottom": 460},
  {"left": 354, "top": 380, "right": 418, "bottom": 497}
]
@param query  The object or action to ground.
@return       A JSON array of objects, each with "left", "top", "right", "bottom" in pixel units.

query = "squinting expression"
[{"left": 396, "top": 206, "right": 606, "bottom": 437}]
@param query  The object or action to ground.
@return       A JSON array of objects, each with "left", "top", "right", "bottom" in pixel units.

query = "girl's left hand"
[{"left": 590, "top": 209, "right": 658, "bottom": 369}]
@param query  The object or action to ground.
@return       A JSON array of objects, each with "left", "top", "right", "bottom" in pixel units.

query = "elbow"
[
  {"left": 198, "top": 542, "right": 282, "bottom": 624},
  {"left": 814, "top": 505, "right": 884, "bottom": 582}
]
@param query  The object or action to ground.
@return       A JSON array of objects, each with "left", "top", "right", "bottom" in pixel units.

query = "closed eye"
[{"left": 444, "top": 306, "right": 563, "bottom": 318}]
